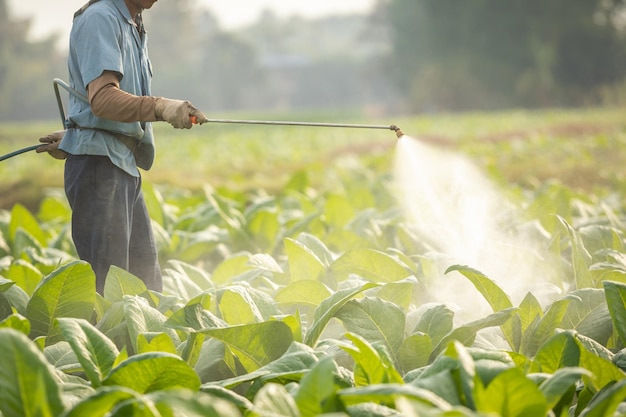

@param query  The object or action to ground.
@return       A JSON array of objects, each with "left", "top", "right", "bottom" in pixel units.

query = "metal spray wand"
[{"left": 0, "top": 79, "right": 403, "bottom": 162}]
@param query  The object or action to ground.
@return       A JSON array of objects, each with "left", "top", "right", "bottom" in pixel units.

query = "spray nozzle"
[{"left": 390, "top": 125, "right": 404, "bottom": 139}]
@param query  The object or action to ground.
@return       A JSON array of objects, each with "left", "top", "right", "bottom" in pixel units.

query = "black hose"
[{"left": 0, "top": 145, "right": 40, "bottom": 162}]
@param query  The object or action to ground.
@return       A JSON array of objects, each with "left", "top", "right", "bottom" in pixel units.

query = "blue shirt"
[{"left": 60, "top": 0, "right": 155, "bottom": 176}]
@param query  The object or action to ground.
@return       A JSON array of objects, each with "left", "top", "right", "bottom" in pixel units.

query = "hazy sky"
[{"left": 7, "top": 0, "right": 377, "bottom": 45}]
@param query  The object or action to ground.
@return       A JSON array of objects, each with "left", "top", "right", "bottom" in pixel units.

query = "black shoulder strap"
[{"left": 74, "top": 0, "right": 102, "bottom": 19}]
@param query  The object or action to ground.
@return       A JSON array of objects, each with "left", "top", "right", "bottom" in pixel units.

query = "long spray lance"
[
  {"left": 189, "top": 115, "right": 404, "bottom": 138},
  {"left": 0, "top": 79, "right": 403, "bottom": 162}
]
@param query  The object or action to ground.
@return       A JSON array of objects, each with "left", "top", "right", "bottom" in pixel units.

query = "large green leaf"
[
  {"left": 330, "top": 248, "right": 411, "bottom": 283},
  {"left": 141, "top": 181, "right": 166, "bottom": 227},
  {"left": 558, "top": 216, "right": 594, "bottom": 289},
  {"left": 44, "top": 341, "right": 81, "bottom": 373},
  {"left": 475, "top": 367, "right": 548, "bottom": 417},
  {"left": 303, "top": 282, "right": 379, "bottom": 347},
  {"left": 576, "top": 336, "right": 626, "bottom": 392},
  {"left": 445, "top": 265, "right": 513, "bottom": 311},
  {"left": 0, "top": 277, "right": 15, "bottom": 292},
  {"left": 444, "top": 341, "right": 478, "bottom": 409},
  {"left": 275, "top": 279, "right": 332, "bottom": 309},
  {"left": 342, "top": 332, "right": 403, "bottom": 386},
  {"left": 63, "top": 386, "right": 137, "bottom": 417},
  {"left": 578, "top": 379, "right": 626, "bottom": 417},
  {"left": 335, "top": 297, "right": 405, "bottom": 357},
  {"left": 539, "top": 367, "right": 591, "bottom": 411},
  {"left": 284, "top": 237, "right": 327, "bottom": 282},
  {"left": 0, "top": 328, "right": 64, "bottom": 417},
  {"left": 163, "top": 260, "right": 213, "bottom": 294},
  {"left": 247, "top": 209, "right": 280, "bottom": 252},
  {"left": 170, "top": 229, "right": 224, "bottom": 269},
  {"left": 0, "top": 276, "right": 29, "bottom": 316},
  {"left": 0, "top": 313, "right": 30, "bottom": 335},
  {"left": 149, "top": 390, "right": 244, "bottom": 417},
  {"left": 4, "top": 260, "right": 43, "bottom": 296},
  {"left": 219, "top": 286, "right": 264, "bottom": 325},
  {"left": 473, "top": 350, "right": 515, "bottom": 387},
  {"left": 530, "top": 330, "right": 580, "bottom": 374},
  {"left": 209, "top": 254, "right": 253, "bottom": 285},
  {"left": 57, "top": 318, "right": 120, "bottom": 388},
  {"left": 104, "top": 266, "right": 148, "bottom": 303},
  {"left": 8, "top": 204, "right": 46, "bottom": 246},
  {"left": 103, "top": 352, "right": 201, "bottom": 393},
  {"left": 430, "top": 308, "right": 518, "bottom": 361},
  {"left": 294, "top": 232, "right": 334, "bottom": 266},
  {"left": 412, "top": 304, "right": 454, "bottom": 346},
  {"left": 213, "top": 348, "right": 319, "bottom": 389},
  {"left": 446, "top": 265, "right": 517, "bottom": 349},
  {"left": 521, "top": 295, "right": 577, "bottom": 357},
  {"left": 410, "top": 367, "right": 462, "bottom": 406},
  {"left": 11, "top": 229, "right": 43, "bottom": 261},
  {"left": 26, "top": 261, "right": 96, "bottom": 342},
  {"left": 199, "top": 385, "right": 254, "bottom": 412},
  {"left": 338, "top": 383, "right": 452, "bottom": 410},
  {"left": 123, "top": 296, "right": 180, "bottom": 354},
  {"left": 200, "top": 321, "right": 293, "bottom": 372},
  {"left": 398, "top": 333, "right": 432, "bottom": 373},
  {"left": 0, "top": 280, "right": 14, "bottom": 320},
  {"left": 295, "top": 357, "right": 336, "bottom": 417},
  {"left": 561, "top": 288, "right": 612, "bottom": 345},
  {"left": 375, "top": 278, "right": 417, "bottom": 311},
  {"left": 603, "top": 280, "right": 626, "bottom": 346},
  {"left": 165, "top": 298, "right": 225, "bottom": 332},
  {"left": 137, "top": 332, "right": 178, "bottom": 354},
  {"left": 252, "top": 383, "right": 300, "bottom": 417},
  {"left": 515, "top": 291, "right": 543, "bottom": 351}
]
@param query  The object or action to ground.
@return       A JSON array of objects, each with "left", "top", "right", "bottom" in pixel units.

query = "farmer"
[{"left": 37, "top": 0, "right": 208, "bottom": 294}]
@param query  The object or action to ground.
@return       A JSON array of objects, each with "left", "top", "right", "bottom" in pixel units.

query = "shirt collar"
[{"left": 112, "top": 0, "right": 136, "bottom": 26}]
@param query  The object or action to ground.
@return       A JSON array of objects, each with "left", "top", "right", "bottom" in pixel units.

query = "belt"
[{"left": 65, "top": 120, "right": 140, "bottom": 153}]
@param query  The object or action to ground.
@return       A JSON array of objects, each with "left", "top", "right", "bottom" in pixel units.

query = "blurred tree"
[
  {"left": 0, "top": 0, "right": 65, "bottom": 122},
  {"left": 236, "top": 10, "right": 397, "bottom": 113},
  {"left": 144, "top": 0, "right": 203, "bottom": 102},
  {"left": 387, "top": 0, "right": 626, "bottom": 111},
  {"left": 145, "top": 1, "right": 264, "bottom": 112},
  {"left": 198, "top": 32, "right": 263, "bottom": 111}
]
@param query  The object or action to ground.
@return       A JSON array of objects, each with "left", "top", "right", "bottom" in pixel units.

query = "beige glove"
[
  {"left": 37, "top": 130, "right": 68, "bottom": 160},
  {"left": 155, "top": 98, "right": 208, "bottom": 129}
]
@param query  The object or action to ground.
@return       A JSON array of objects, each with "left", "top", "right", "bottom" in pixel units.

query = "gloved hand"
[
  {"left": 37, "top": 130, "right": 68, "bottom": 160},
  {"left": 155, "top": 98, "right": 208, "bottom": 129}
]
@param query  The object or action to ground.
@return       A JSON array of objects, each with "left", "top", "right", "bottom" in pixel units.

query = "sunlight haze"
[{"left": 7, "top": 0, "right": 376, "bottom": 47}]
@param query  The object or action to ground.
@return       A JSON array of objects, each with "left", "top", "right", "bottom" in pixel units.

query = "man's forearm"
[{"left": 88, "top": 71, "right": 159, "bottom": 123}]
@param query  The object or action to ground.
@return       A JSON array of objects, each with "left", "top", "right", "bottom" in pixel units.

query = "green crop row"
[{"left": 1, "top": 109, "right": 626, "bottom": 416}]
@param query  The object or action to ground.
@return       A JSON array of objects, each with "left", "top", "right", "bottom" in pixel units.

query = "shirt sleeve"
[
  {"left": 88, "top": 71, "right": 159, "bottom": 123},
  {"left": 73, "top": 10, "right": 125, "bottom": 88}
]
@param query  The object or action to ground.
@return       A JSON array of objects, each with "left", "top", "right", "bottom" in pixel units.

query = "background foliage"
[{"left": 1, "top": 0, "right": 626, "bottom": 121}]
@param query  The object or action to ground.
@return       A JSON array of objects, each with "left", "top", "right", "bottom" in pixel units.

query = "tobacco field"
[{"left": 1, "top": 108, "right": 626, "bottom": 416}]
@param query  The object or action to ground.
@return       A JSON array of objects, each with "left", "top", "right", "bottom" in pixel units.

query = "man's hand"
[
  {"left": 37, "top": 130, "right": 68, "bottom": 160},
  {"left": 155, "top": 98, "right": 208, "bottom": 129}
]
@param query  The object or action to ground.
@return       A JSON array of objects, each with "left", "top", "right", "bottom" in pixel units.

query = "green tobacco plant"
[
  {"left": 603, "top": 280, "right": 626, "bottom": 348},
  {"left": 2, "top": 110, "right": 626, "bottom": 415},
  {"left": 0, "top": 328, "right": 65, "bottom": 417},
  {"left": 26, "top": 261, "right": 96, "bottom": 345},
  {"left": 56, "top": 318, "right": 119, "bottom": 388}
]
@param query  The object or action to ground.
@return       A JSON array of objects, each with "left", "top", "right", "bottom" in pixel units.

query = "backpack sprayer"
[{"left": 0, "top": 79, "right": 403, "bottom": 162}]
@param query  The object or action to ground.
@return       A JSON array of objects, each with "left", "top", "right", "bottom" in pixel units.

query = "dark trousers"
[{"left": 64, "top": 155, "right": 162, "bottom": 294}]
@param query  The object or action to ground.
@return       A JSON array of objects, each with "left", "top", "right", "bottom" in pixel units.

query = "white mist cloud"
[{"left": 394, "top": 136, "right": 561, "bottom": 321}]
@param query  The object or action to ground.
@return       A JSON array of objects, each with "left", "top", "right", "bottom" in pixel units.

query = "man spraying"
[{"left": 37, "top": 0, "right": 208, "bottom": 294}]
